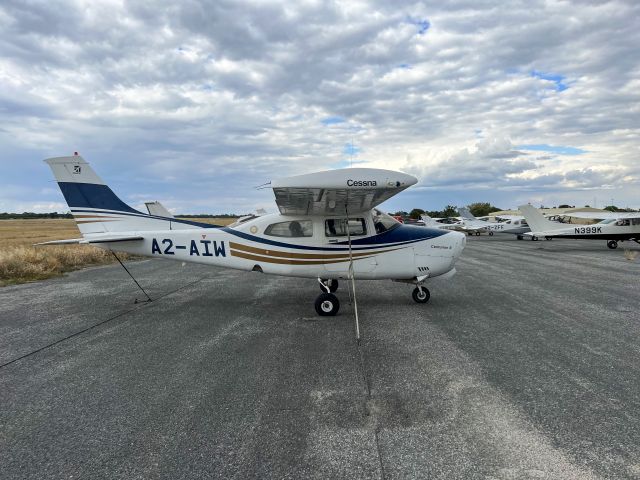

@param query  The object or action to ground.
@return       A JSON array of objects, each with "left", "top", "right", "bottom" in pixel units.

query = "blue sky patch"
[
  {"left": 321, "top": 116, "right": 346, "bottom": 125},
  {"left": 531, "top": 70, "right": 568, "bottom": 91},
  {"left": 397, "top": 63, "right": 412, "bottom": 69},
  {"left": 518, "top": 144, "right": 586, "bottom": 155},
  {"left": 406, "top": 17, "right": 430, "bottom": 35},
  {"left": 343, "top": 143, "right": 361, "bottom": 156}
]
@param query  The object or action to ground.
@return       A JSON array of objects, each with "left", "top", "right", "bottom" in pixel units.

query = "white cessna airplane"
[
  {"left": 519, "top": 204, "right": 640, "bottom": 249},
  {"left": 40, "top": 154, "right": 466, "bottom": 319},
  {"left": 458, "top": 207, "right": 531, "bottom": 238},
  {"left": 419, "top": 213, "right": 463, "bottom": 231}
]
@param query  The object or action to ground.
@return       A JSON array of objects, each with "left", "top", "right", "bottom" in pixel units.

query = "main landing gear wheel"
[
  {"left": 412, "top": 287, "right": 430, "bottom": 304},
  {"left": 475, "top": 231, "right": 481, "bottom": 236},
  {"left": 545, "top": 236, "right": 553, "bottom": 241},
  {"left": 315, "top": 293, "right": 340, "bottom": 316},
  {"left": 517, "top": 235, "right": 524, "bottom": 240},
  {"left": 319, "top": 279, "right": 339, "bottom": 293},
  {"left": 531, "top": 235, "right": 539, "bottom": 241},
  {"left": 607, "top": 240, "right": 618, "bottom": 249},
  {"left": 489, "top": 231, "right": 494, "bottom": 236}
]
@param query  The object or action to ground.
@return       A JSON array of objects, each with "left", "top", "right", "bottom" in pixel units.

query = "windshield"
[
  {"left": 373, "top": 209, "right": 400, "bottom": 234},
  {"left": 228, "top": 215, "right": 258, "bottom": 228},
  {"left": 598, "top": 219, "right": 616, "bottom": 225}
]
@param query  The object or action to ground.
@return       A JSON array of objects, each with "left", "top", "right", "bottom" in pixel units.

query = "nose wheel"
[
  {"left": 315, "top": 292, "right": 340, "bottom": 316},
  {"left": 412, "top": 286, "right": 430, "bottom": 303},
  {"left": 607, "top": 240, "right": 618, "bottom": 249}
]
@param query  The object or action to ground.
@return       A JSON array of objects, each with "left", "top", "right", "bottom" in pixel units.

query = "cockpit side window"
[
  {"left": 325, "top": 218, "right": 367, "bottom": 237},
  {"left": 265, "top": 220, "right": 313, "bottom": 237}
]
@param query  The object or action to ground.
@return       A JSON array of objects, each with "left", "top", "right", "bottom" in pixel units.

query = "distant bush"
[{"left": 0, "top": 212, "right": 73, "bottom": 219}]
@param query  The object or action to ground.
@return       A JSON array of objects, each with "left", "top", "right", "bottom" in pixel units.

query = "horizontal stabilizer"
[
  {"left": 35, "top": 235, "right": 144, "bottom": 246},
  {"left": 34, "top": 238, "right": 84, "bottom": 245}
]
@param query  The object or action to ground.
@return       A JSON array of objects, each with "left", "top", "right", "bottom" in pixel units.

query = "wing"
[
  {"left": 559, "top": 211, "right": 638, "bottom": 220},
  {"left": 270, "top": 168, "right": 417, "bottom": 216}
]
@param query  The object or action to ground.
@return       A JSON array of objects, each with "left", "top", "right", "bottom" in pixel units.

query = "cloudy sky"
[{"left": 1, "top": 0, "right": 639, "bottom": 214}]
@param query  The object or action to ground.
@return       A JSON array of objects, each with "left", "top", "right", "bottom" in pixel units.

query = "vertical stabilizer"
[
  {"left": 145, "top": 201, "right": 175, "bottom": 218},
  {"left": 458, "top": 207, "right": 476, "bottom": 220},
  {"left": 420, "top": 214, "right": 439, "bottom": 227},
  {"left": 518, "top": 205, "right": 565, "bottom": 233},
  {"left": 44, "top": 154, "right": 181, "bottom": 235}
]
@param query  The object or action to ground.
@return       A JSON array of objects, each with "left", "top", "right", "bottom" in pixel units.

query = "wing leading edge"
[{"left": 271, "top": 168, "right": 418, "bottom": 216}]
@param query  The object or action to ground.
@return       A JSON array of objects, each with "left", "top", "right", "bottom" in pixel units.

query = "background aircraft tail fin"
[
  {"left": 458, "top": 207, "right": 476, "bottom": 220},
  {"left": 420, "top": 213, "right": 438, "bottom": 226},
  {"left": 44, "top": 154, "right": 176, "bottom": 235},
  {"left": 518, "top": 204, "right": 565, "bottom": 233}
]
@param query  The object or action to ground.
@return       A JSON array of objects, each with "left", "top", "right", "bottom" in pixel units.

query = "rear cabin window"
[
  {"left": 265, "top": 220, "right": 313, "bottom": 237},
  {"left": 325, "top": 218, "right": 367, "bottom": 237}
]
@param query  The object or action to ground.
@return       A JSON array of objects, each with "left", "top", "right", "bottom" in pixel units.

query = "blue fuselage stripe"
[
  {"left": 222, "top": 225, "right": 448, "bottom": 251},
  {"left": 70, "top": 208, "right": 221, "bottom": 228}
]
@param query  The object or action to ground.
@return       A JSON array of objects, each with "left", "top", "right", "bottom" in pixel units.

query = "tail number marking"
[
  {"left": 574, "top": 226, "right": 602, "bottom": 235},
  {"left": 152, "top": 239, "right": 226, "bottom": 257}
]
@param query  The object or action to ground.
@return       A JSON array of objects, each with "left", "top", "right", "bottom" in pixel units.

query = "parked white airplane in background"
[
  {"left": 519, "top": 204, "right": 640, "bottom": 249},
  {"left": 39, "top": 155, "right": 466, "bottom": 325},
  {"left": 457, "top": 208, "right": 532, "bottom": 238},
  {"left": 498, "top": 218, "right": 531, "bottom": 240},
  {"left": 420, "top": 213, "right": 463, "bottom": 231},
  {"left": 455, "top": 208, "right": 492, "bottom": 236}
]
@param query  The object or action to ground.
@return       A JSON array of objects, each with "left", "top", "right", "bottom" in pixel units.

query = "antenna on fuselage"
[{"left": 350, "top": 137, "right": 354, "bottom": 168}]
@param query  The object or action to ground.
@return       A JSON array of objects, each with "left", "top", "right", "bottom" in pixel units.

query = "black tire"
[
  {"left": 531, "top": 236, "right": 539, "bottom": 241},
  {"left": 607, "top": 240, "right": 618, "bottom": 250},
  {"left": 545, "top": 236, "right": 553, "bottom": 241},
  {"left": 315, "top": 293, "right": 340, "bottom": 316},
  {"left": 319, "top": 279, "right": 339, "bottom": 293},
  {"left": 475, "top": 231, "right": 480, "bottom": 236},
  {"left": 517, "top": 235, "right": 523, "bottom": 240},
  {"left": 489, "top": 231, "right": 494, "bottom": 236},
  {"left": 412, "top": 287, "right": 430, "bottom": 304}
]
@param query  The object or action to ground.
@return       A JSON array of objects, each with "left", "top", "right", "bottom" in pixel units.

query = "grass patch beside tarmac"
[{"left": 0, "top": 217, "right": 236, "bottom": 286}]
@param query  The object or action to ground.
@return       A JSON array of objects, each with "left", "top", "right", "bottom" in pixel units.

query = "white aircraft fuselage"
[{"left": 81, "top": 211, "right": 466, "bottom": 281}]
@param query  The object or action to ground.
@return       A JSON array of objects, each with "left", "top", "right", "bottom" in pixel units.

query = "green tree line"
[{"left": 395, "top": 202, "right": 503, "bottom": 219}]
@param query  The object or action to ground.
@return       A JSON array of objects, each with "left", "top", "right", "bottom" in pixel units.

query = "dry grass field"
[{"left": 0, "top": 217, "right": 236, "bottom": 286}]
